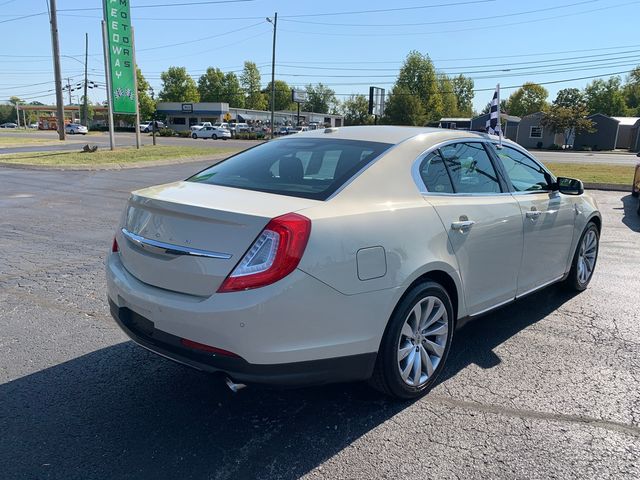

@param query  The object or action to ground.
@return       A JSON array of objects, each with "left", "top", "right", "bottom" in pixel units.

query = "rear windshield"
[{"left": 187, "top": 138, "right": 392, "bottom": 200}]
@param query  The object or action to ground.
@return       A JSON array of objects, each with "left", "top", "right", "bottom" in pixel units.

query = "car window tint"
[
  {"left": 188, "top": 139, "right": 392, "bottom": 200},
  {"left": 494, "top": 145, "right": 550, "bottom": 192},
  {"left": 440, "top": 142, "right": 501, "bottom": 194},
  {"left": 419, "top": 151, "right": 454, "bottom": 193}
]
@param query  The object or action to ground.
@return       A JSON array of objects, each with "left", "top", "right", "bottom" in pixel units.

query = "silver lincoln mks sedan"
[{"left": 107, "top": 126, "right": 601, "bottom": 399}]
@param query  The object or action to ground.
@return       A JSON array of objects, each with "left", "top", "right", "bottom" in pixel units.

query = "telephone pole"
[
  {"left": 83, "top": 33, "right": 88, "bottom": 126},
  {"left": 48, "top": 0, "right": 65, "bottom": 140},
  {"left": 267, "top": 12, "right": 277, "bottom": 139}
]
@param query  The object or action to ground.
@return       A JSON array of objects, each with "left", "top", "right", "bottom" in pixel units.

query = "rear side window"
[
  {"left": 439, "top": 142, "right": 501, "bottom": 194},
  {"left": 188, "top": 138, "right": 392, "bottom": 200},
  {"left": 419, "top": 151, "right": 454, "bottom": 193}
]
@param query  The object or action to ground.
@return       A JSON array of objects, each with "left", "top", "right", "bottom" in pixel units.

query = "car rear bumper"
[
  {"left": 106, "top": 252, "right": 395, "bottom": 385},
  {"left": 109, "top": 298, "right": 376, "bottom": 386}
]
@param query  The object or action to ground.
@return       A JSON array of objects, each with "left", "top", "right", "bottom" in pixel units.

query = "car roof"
[{"left": 289, "top": 125, "right": 494, "bottom": 145}]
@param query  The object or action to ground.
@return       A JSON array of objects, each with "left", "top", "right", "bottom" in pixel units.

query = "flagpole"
[{"left": 497, "top": 83, "right": 503, "bottom": 148}]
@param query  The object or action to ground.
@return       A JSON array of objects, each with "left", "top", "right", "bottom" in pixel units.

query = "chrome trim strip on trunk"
[{"left": 121, "top": 228, "right": 232, "bottom": 260}]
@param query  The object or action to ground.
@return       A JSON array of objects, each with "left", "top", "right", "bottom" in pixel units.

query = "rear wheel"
[
  {"left": 369, "top": 281, "right": 454, "bottom": 399},
  {"left": 191, "top": 133, "right": 198, "bottom": 139},
  {"left": 565, "top": 222, "right": 599, "bottom": 291},
  {"left": 212, "top": 134, "right": 218, "bottom": 140}
]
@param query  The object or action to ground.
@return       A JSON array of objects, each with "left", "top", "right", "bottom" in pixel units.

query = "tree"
[
  {"left": 241, "top": 61, "right": 267, "bottom": 110},
  {"left": 197, "top": 67, "right": 225, "bottom": 102},
  {"left": 452, "top": 75, "right": 474, "bottom": 116},
  {"left": 438, "top": 75, "right": 458, "bottom": 117},
  {"left": 505, "top": 82, "right": 548, "bottom": 117},
  {"left": 623, "top": 66, "right": 640, "bottom": 116},
  {"left": 584, "top": 77, "right": 627, "bottom": 116},
  {"left": 264, "top": 80, "right": 295, "bottom": 111},
  {"left": 383, "top": 85, "right": 426, "bottom": 126},
  {"left": 159, "top": 66, "right": 199, "bottom": 102},
  {"left": 303, "top": 83, "right": 338, "bottom": 114},
  {"left": 394, "top": 51, "right": 442, "bottom": 123},
  {"left": 136, "top": 67, "right": 156, "bottom": 121},
  {"left": 553, "top": 88, "right": 584, "bottom": 108},
  {"left": 542, "top": 104, "right": 594, "bottom": 147},
  {"left": 342, "top": 94, "right": 373, "bottom": 126},
  {"left": 222, "top": 72, "right": 244, "bottom": 108}
]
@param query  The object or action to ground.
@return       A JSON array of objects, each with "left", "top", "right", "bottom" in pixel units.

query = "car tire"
[
  {"left": 369, "top": 281, "right": 454, "bottom": 399},
  {"left": 565, "top": 222, "right": 599, "bottom": 292},
  {"left": 144, "top": 128, "right": 149, "bottom": 133},
  {"left": 191, "top": 133, "right": 198, "bottom": 139},
  {"left": 212, "top": 134, "right": 217, "bottom": 140}
]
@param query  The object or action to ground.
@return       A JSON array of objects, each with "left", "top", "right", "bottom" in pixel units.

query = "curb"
[{"left": 584, "top": 183, "right": 629, "bottom": 192}]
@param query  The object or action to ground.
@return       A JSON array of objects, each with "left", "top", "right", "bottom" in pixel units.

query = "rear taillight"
[
  {"left": 112, "top": 237, "right": 119, "bottom": 253},
  {"left": 218, "top": 213, "right": 311, "bottom": 292}
]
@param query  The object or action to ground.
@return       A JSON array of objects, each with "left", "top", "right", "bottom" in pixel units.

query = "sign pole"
[
  {"left": 101, "top": 20, "right": 115, "bottom": 151},
  {"left": 131, "top": 26, "right": 141, "bottom": 150}
]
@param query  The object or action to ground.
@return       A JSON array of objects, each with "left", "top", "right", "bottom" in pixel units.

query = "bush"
[
  {"left": 547, "top": 143, "right": 562, "bottom": 150},
  {"left": 579, "top": 145, "right": 592, "bottom": 151},
  {"left": 177, "top": 130, "right": 191, "bottom": 138},
  {"left": 158, "top": 128, "right": 175, "bottom": 137},
  {"left": 536, "top": 141, "right": 543, "bottom": 149},
  {"left": 235, "top": 132, "right": 261, "bottom": 140}
]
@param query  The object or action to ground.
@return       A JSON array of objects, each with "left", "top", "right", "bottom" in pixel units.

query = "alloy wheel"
[
  {"left": 397, "top": 296, "right": 449, "bottom": 387},
  {"left": 577, "top": 229, "right": 597, "bottom": 285}
]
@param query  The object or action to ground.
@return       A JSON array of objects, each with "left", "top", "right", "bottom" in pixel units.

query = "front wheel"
[
  {"left": 191, "top": 133, "right": 198, "bottom": 139},
  {"left": 212, "top": 134, "right": 217, "bottom": 140},
  {"left": 369, "top": 281, "right": 454, "bottom": 399},
  {"left": 565, "top": 222, "right": 599, "bottom": 291}
]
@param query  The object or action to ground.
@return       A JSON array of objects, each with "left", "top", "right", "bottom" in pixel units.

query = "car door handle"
[
  {"left": 451, "top": 220, "right": 476, "bottom": 231},
  {"left": 525, "top": 210, "right": 542, "bottom": 219}
]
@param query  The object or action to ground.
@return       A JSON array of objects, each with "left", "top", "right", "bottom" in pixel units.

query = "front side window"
[
  {"left": 439, "top": 142, "right": 501, "bottom": 194},
  {"left": 494, "top": 145, "right": 551, "bottom": 192},
  {"left": 188, "top": 138, "right": 392, "bottom": 200}
]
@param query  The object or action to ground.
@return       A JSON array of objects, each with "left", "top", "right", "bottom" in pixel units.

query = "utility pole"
[
  {"left": 267, "top": 12, "right": 277, "bottom": 139},
  {"left": 66, "top": 77, "right": 72, "bottom": 107},
  {"left": 48, "top": 0, "right": 65, "bottom": 140},
  {"left": 83, "top": 33, "right": 88, "bottom": 127},
  {"left": 16, "top": 103, "right": 20, "bottom": 128}
]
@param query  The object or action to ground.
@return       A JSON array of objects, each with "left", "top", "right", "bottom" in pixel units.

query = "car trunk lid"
[{"left": 118, "top": 181, "right": 318, "bottom": 296}]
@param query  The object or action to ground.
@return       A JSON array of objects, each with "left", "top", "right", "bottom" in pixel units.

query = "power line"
[
  {"left": 57, "top": 0, "right": 255, "bottom": 12},
  {"left": 279, "top": 0, "right": 640, "bottom": 37},
  {"left": 280, "top": 0, "right": 600, "bottom": 26},
  {"left": 0, "top": 12, "right": 47, "bottom": 24}
]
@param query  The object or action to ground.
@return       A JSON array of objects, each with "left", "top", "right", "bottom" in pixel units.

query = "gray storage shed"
[
  {"left": 612, "top": 117, "right": 640, "bottom": 149},
  {"left": 573, "top": 114, "right": 619, "bottom": 151},
  {"left": 631, "top": 119, "right": 640, "bottom": 152},
  {"left": 470, "top": 113, "right": 520, "bottom": 141},
  {"left": 515, "top": 112, "right": 559, "bottom": 149}
]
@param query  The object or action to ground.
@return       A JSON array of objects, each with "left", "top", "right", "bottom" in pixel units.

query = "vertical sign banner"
[{"left": 103, "top": 0, "right": 136, "bottom": 114}]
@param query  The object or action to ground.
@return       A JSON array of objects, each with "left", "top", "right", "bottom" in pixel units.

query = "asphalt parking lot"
[{"left": 1, "top": 162, "right": 639, "bottom": 479}]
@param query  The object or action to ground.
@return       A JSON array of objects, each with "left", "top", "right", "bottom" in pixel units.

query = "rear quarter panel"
[{"left": 297, "top": 133, "right": 466, "bottom": 317}]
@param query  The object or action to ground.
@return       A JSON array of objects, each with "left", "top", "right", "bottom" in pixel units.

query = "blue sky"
[{"left": 1, "top": 0, "right": 639, "bottom": 113}]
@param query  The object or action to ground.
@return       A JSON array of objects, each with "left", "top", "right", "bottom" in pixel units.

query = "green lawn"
[
  {"left": 0, "top": 145, "right": 238, "bottom": 167},
  {"left": 0, "top": 136, "right": 61, "bottom": 147},
  {"left": 545, "top": 162, "right": 635, "bottom": 186}
]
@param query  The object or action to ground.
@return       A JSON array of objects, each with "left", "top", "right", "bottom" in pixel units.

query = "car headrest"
[{"left": 279, "top": 156, "right": 304, "bottom": 182}]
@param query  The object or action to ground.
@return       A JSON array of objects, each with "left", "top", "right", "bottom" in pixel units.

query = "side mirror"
[{"left": 557, "top": 176, "right": 584, "bottom": 195}]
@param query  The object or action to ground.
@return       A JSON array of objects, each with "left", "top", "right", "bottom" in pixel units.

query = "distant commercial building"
[
  {"left": 470, "top": 113, "right": 520, "bottom": 141},
  {"left": 438, "top": 118, "right": 471, "bottom": 130},
  {"left": 156, "top": 102, "right": 343, "bottom": 131}
]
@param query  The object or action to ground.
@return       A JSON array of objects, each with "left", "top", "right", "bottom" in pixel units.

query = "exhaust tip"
[{"left": 225, "top": 377, "right": 247, "bottom": 393}]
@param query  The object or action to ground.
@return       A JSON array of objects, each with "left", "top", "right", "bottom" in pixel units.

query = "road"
[
  {"left": 0, "top": 162, "right": 639, "bottom": 479},
  {"left": 1, "top": 131, "right": 638, "bottom": 165},
  {"left": 0, "top": 131, "right": 262, "bottom": 154}
]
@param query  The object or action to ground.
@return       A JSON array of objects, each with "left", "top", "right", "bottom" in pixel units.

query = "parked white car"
[
  {"left": 139, "top": 121, "right": 165, "bottom": 133},
  {"left": 65, "top": 123, "right": 88, "bottom": 135},
  {"left": 0, "top": 122, "right": 17, "bottom": 128},
  {"left": 107, "top": 126, "right": 601, "bottom": 399},
  {"left": 191, "top": 125, "right": 231, "bottom": 140},
  {"left": 190, "top": 122, "right": 213, "bottom": 132}
]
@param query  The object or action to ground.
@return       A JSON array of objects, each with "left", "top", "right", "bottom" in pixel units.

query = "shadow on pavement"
[
  {"left": 621, "top": 194, "right": 640, "bottom": 231},
  {"left": 1, "top": 286, "right": 577, "bottom": 480}
]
